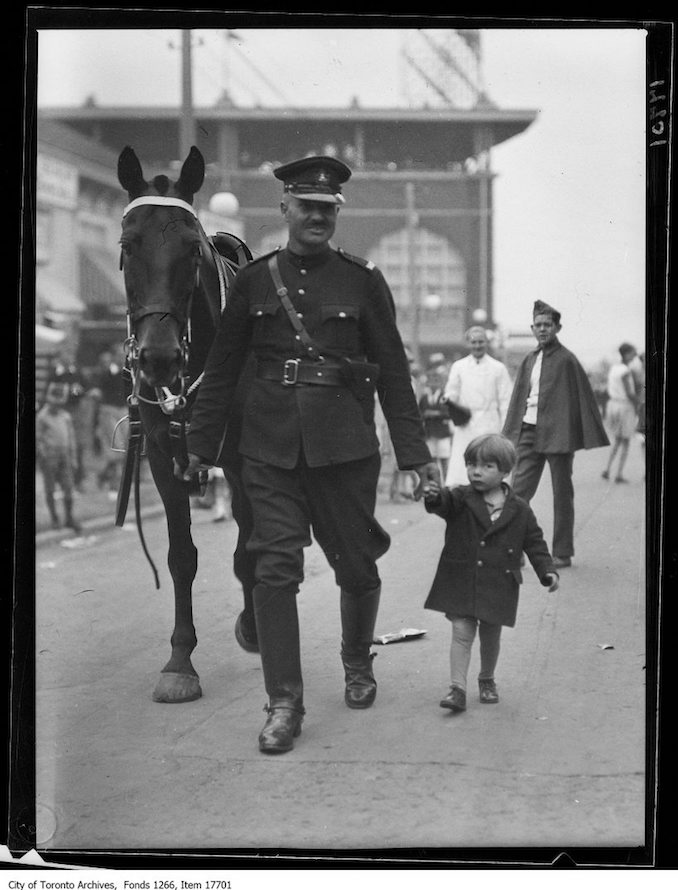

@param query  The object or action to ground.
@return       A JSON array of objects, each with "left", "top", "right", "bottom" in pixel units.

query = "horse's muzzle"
[{"left": 137, "top": 344, "right": 184, "bottom": 387}]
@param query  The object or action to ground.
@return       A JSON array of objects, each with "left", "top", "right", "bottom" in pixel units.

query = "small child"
[
  {"left": 36, "top": 381, "right": 82, "bottom": 534},
  {"left": 422, "top": 433, "right": 558, "bottom": 712}
]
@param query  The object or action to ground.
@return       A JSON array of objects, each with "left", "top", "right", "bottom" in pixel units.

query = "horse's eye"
[
  {"left": 120, "top": 241, "right": 132, "bottom": 255},
  {"left": 192, "top": 243, "right": 202, "bottom": 259}
]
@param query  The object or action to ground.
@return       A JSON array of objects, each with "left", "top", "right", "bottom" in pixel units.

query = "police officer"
[{"left": 178, "top": 156, "right": 439, "bottom": 754}]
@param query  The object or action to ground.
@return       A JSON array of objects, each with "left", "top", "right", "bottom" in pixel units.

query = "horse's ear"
[
  {"left": 175, "top": 146, "right": 205, "bottom": 200},
  {"left": 118, "top": 146, "right": 147, "bottom": 197}
]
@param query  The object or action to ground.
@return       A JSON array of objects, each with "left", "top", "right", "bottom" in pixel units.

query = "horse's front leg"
[{"left": 146, "top": 444, "right": 202, "bottom": 703}]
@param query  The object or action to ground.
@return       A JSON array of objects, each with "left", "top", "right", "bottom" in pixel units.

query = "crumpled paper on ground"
[{"left": 373, "top": 628, "right": 427, "bottom": 645}]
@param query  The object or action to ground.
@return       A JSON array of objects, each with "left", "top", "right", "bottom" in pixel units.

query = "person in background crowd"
[
  {"left": 418, "top": 362, "right": 452, "bottom": 480},
  {"left": 629, "top": 349, "right": 646, "bottom": 450},
  {"left": 178, "top": 155, "right": 439, "bottom": 754},
  {"left": 423, "top": 433, "right": 558, "bottom": 713},
  {"left": 46, "top": 352, "right": 89, "bottom": 490},
  {"left": 36, "top": 381, "right": 82, "bottom": 534},
  {"left": 502, "top": 301, "right": 609, "bottom": 569},
  {"left": 443, "top": 326, "right": 512, "bottom": 486},
  {"left": 207, "top": 467, "right": 231, "bottom": 522},
  {"left": 602, "top": 342, "right": 639, "bottom": 483},
  {"left": 89, "top": 346, "right": 129, "bottom": 498}
]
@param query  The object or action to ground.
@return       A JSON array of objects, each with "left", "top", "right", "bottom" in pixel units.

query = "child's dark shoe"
[
  {"left": 440, "top": 685, "right": 466, "bottom": 712},
  {"left": 478, "top": 678, "right": 499, "bottom": 704}
]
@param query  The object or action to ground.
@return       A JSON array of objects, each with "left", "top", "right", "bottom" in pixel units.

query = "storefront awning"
[
  {"left": 35, "top": 323, "right": 66, "bottom": 354},
  {"left": 35, "top": 272, "right": 84, "bottom": 315},
  {"left": 79, "top": 245, "right": 126, "bottom": 314}
]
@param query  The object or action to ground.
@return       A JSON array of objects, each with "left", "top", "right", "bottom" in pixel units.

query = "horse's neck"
[
  {"left": 187, "top": 239, "right": 237, "bottom": 380},
  {"left": 186, "top": 287, "right": 217, "bottom": 381},
  {"left": 198, "top": 236, "right": 226, "bottom": 323}
]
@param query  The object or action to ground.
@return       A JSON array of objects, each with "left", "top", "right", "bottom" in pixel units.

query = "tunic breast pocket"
[
  {"left": 320, "top": 304, "right": 360, "bottom": 350},
  {"left": 249, "top": 301, "right": 281, "bottom": 344}
]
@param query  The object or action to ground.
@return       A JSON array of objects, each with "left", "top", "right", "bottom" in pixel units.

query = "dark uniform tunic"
[{"left": 187, "top": 245, "right": 431, "bottom": 594}]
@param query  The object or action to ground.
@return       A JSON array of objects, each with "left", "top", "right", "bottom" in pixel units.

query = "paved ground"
[{"left": 31, "top": 428, "right": 650, "bottom": 863}]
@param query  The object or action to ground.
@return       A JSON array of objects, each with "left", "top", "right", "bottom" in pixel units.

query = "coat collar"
[
  {"left": 534, "top": 337, "right": 561, "bottom": 356},
  {"left": 463, "top": 484, "right": 520, "bottom": 535}
]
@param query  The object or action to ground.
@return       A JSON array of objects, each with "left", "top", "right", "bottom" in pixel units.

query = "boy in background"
[{"left": 36, "top": 381, "right": 82, "bottom": 533}]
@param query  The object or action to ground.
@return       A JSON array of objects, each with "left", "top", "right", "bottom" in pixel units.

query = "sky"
[{"left": 35, "top": 23, "right": 650, "bottom": 368}]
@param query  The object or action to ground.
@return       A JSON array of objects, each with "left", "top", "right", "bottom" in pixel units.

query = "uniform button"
[
  {"left": 479, "top": 541, "right": 486, "bottom": 547},
  {"left": 295, "top": 334, "right": 301, "bottom": 340},
  {"left": 297, "top": 312, "right": 304, "bottom": 319},
  {"left": 507, "top": 548, "right": 514, "bottom": 554},
  {"left": 477, "top": 560, "right": 483, "bottom": 567},
  {"left": 300, "top": 268, "right": 307, "bottom": 275},
  {"left": 338, "top": 311, "right": 347, "bottom": 317},
  {"left": 256, "top": 310, "right": 263, "bottom": 316},
  {"left": 505, "top": 569, "right": 511, "bottom": 574},
  {"left": 298, "top": 289, "right": 305, "bottom": 295}
]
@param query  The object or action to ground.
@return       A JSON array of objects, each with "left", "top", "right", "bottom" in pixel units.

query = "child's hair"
[{"left": 464, "top": 433, "right": 517, "bottom": 473}]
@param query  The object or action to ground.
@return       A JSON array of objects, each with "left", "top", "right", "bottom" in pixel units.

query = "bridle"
[{"left": 119, "top": 196, "right": 233, "bottom": 414}]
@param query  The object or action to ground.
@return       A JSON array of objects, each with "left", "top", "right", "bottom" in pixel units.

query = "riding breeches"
[{"left": 241, "top": 452, "right": 390, "bottom": 595}]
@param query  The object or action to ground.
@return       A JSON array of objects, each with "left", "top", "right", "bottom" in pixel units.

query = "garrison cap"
[
  {"left": 533, "top": 300, "right": 561, "bottom": 325},
  {"left": 274, "top": 156, "right": 351, "bottom": 205}
]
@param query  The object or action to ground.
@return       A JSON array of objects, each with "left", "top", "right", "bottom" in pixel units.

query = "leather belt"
[{"left": 257, "top": 358, "right": 346, "bottom": 387}]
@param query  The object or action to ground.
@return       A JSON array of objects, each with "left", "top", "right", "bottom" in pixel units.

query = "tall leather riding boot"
[
  {"left": 340, "top": 585, "right": 381, "bottom": 709},
  {"left": 253, "top": 583, "right": 305, "bottom": 754}
]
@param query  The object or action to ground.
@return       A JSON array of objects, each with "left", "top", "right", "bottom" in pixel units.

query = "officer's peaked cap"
[{"left": 274, "top": 156, "right": 351, "bottom": 205}]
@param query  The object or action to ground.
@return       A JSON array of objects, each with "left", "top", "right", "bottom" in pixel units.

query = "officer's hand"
[
  {"left": 412, "top": 461, "right": 442, "bottom": 501},
  {"left": 544, "top": 572, "right": 560, "bottom": 592},
  {"left": 174, "top": 452, "right": 211, "bottom": 482}
]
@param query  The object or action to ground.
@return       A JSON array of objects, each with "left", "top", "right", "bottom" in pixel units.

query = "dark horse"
[{"left": 116, "top": 145, "right": 258, "bottom": 704}]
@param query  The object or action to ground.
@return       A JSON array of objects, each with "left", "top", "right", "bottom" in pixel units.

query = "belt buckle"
[{"left": 282, "top": 358, "right": 300, "bottom": 385}]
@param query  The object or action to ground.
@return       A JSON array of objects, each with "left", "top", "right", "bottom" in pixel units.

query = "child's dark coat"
[{"left": 424, "top": 485, "right": 556, "bottom": 627}]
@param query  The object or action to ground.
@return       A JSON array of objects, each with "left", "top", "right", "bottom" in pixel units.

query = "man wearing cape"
[{"left": 502, "top": 300, "right": 609, "bottom": 568}]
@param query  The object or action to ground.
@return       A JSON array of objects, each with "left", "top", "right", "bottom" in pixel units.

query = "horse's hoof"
[
  {"left": 235, "top": 610, "right": 260, "bottom": 653},
  {"left": 152, "top": 672, "right": 202, "bottom": 703}
]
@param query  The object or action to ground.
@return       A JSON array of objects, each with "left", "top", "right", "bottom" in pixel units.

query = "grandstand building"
[{"left": 36, "top": 29, "right": 537, "bottom": 366}]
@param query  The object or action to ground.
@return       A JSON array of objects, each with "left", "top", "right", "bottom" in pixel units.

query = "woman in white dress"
[{"left": 443, "top": 326, "right": 513, "bottom": 486}]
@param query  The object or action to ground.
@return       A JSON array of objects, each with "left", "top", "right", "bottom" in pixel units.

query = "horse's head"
[{"left": 118, "top": 145, "right": 206, "bottom": 390}]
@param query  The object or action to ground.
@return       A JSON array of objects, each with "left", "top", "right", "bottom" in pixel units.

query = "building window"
[{"left": 367, "top": 227, "right": 466, "bottom": 311}]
